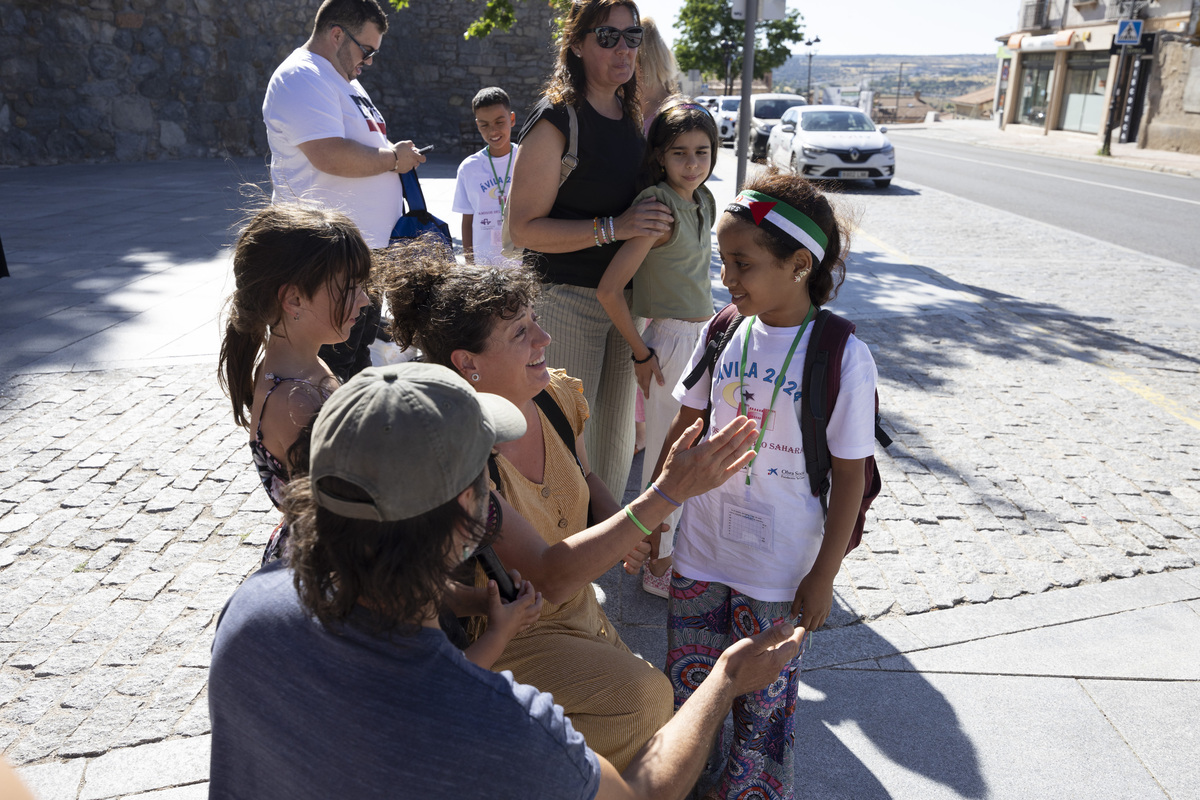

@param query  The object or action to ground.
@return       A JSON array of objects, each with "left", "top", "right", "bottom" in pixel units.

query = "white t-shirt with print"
[
  {"left": 262, "top": 47, "right": 403, "bottom": 248},
  {"left": 671, "top": 314, "right": 878, "bottom": 601},
  {"left": 452, "top": 145, "right": 520, "bottom": 266}
]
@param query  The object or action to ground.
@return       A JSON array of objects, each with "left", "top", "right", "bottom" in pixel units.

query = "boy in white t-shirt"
[{"left": 453, "top": 87, "right": 520, "bottom": 267}]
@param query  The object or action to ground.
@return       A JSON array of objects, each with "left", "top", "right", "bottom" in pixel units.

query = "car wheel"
[{"left": 874, "top": 179, "right": 892, "bottom": 189}]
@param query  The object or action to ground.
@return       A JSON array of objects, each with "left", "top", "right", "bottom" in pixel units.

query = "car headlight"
[
  {"left": 756, "top": 124, "right": 772, "bottom": 136},
  {"left": 880, "top": 143, "right": 894, "bottom": 154},
  {"left": 801, "top": 145, "right": 827, "bottom": 158}
]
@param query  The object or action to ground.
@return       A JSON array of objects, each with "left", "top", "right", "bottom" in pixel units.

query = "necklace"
[
  {"left": 737, "top": 305, "right": 817, "bottom": 485},
  {"left": 486, "top": 147, "right": 514, "bottom": 219}
]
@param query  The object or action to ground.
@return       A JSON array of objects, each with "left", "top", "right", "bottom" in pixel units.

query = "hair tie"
[{"left": 726, "top": 190, "right": 828, "bottom": 263}]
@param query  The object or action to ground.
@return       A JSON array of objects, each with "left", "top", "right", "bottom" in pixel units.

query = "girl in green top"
[{"left": 596, "top": 98, "right": 719, "bottom": 596}]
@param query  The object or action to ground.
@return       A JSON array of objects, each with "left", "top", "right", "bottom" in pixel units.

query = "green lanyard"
[
  {"left": 737, "top": 305, "right": 817, "bottom": 485},
  {"left": 486, "top": 148, "right": 514, "bottom": 220}
]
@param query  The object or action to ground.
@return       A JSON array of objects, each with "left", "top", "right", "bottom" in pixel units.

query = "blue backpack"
[{"left": 390, "top": 169, "right": 451, "bottom": 245}]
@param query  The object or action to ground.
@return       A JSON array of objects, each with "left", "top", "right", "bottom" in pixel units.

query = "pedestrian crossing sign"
[{"left": 1115, "top": 19, "right": 1143, "bottom": 46}]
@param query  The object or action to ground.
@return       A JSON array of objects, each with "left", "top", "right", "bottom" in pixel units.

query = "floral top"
[{"left": 248, "top": 373, "right": 333, "bottom": 564}]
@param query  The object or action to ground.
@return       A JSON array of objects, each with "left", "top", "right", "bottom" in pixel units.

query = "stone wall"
[
  {"left": 0, "top": 0, "right": 557, "bottom": 166},
  {"left": 1141, "top": 40, "right": 1200, "bottom": 155}
]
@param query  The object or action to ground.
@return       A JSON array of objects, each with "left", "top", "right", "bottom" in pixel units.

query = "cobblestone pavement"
[{"left": 1, "top": 160, "right": 1198, "bottom": 797}]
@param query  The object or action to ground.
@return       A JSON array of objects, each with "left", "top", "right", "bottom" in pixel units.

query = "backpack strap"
[
  {"left": 801, "top": 308, "right": 854, "bottom": 515},
  {"left": 487, "top": 452, "right": 502, "bottom": 490},
  {"left": 533, "top": 389, "right": 584, "bottom": 477},
  {"left": 488, "top": 389, "right": 583, "bottom": 487},
  {"left": 400, "top": 168, "right": 428, "bottom": 214},
  {"left": 559, "top": 105, "right": 579, "bottom": 187},
  {"left": 681, "top": 303, "right": 743, "bottom": 440}
]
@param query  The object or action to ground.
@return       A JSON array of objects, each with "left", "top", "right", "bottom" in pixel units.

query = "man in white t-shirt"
[{"left": 262, "top": 0, "right": 425, "bottom": 379}]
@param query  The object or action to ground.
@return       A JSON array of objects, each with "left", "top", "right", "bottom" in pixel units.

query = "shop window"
[
  {"left": 1018, "top": 54, "right": 1054, "bottom": 125},
  {"left": 1060, "top": 54, "right": 1110, "bottom": 133}
]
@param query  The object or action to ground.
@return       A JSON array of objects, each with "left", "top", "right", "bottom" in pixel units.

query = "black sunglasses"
[
  {"left": 583, "top": 25, "right": 643, "bottom": 49},
  {"left": 336, "top": 25, "right": 380, "bottom": 61}
]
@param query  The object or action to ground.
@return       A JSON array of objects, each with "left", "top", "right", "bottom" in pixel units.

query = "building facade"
[{"left": 995, "top": 0, "right": 1200, "bottom": 153}]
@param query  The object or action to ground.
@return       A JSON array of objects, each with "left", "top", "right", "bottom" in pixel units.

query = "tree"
[
  {"left": 673, "top": 0, "right": 806, "bottom": 83},
  {"left": 385, "top": 0, "right": 571, "bottom": 39}
]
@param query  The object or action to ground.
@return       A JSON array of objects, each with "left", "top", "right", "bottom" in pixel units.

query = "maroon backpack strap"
[
  {"left": 680, "top": 303, "right": 743, "bottom": 440},
  {"left": 801, "top": 309, "right": 854, "bottom": 507}
]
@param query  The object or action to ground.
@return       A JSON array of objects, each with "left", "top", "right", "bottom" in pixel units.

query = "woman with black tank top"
[{"left": 507, "top": 0, "right": 674, "bottom": 501}]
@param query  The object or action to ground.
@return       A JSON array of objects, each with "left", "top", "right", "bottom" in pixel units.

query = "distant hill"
[{"left": 771, "top": 53, "right": 998, "bottom": 108}]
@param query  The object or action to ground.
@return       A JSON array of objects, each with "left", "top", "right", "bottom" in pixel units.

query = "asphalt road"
[{"left": 885, "top": 132, "right": 1200, "bottom": 269}]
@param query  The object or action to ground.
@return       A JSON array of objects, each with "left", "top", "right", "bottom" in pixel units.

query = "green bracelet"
[{"left": 624, "top": 505, "right": 654, "bottom": 537}]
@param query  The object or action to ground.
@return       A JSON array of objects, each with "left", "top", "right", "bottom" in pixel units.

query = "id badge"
[
  {"left": 480, "top": 213, "right": 503, "bottom": 247},
  {"left": 720, "top": 492, "right": 775, "bottom": 554}
]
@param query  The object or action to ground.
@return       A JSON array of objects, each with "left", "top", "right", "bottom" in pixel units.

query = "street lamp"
[
  {"left": 804, "top": 36, "right": 821, "bottom": 103},
  {"left": 720, "top": 39, "right": 736, "bottom": 96}
]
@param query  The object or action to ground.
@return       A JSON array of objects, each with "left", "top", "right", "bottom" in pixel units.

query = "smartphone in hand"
[
  {"left": 416, "top": 144, "right": 435, "bottom": 155},
  {"left": 474, "top": 544, "right": 518, "bottom": 602}
]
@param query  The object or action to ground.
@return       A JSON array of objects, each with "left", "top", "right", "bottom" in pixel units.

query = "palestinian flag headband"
[{"left": 726, "top": 190, "right": 828, "bottom": 263}]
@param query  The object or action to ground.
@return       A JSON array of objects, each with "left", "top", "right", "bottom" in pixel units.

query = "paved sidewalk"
[{"left": 2, "top": 147, "right": 1198, "bottom": 798}]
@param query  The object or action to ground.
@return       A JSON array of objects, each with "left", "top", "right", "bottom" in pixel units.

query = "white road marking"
[{"left": 898, "top": 145, "right": 1200, "bottom": 207}]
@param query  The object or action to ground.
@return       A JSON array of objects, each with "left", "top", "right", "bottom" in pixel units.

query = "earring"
[
  {"left": 293, "top": 313, "right": 300, "bottom": 320},
  {"left": 793, "top": 270, "right": 808, "bottom": 283},
  {"left": 471, "top": 373, "right": 480, "bottom": 382},
  {"left": 462, "top": 544, "right": 473, "bottom": 561}
]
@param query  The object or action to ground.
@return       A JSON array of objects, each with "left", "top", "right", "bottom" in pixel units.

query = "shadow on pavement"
[
  {"left": 827, "top": 182, "right": 921, "bottom": 197},
  {"left": 842, "top": 250, "right": 1200, "bottom": 396},
  {"left": 0, "top": 158, "right": 273, "bottom": 372},
  {"left": 798, "top": 659, "right": 987, "bottom": 799}
]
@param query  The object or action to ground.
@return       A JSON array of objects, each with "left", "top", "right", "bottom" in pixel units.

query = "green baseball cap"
[{"left": 309, "top": 363, "right": 526, "bottom": 521}]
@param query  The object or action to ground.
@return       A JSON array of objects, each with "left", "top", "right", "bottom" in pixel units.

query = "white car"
[
  {"left": 766, "top": 105, "right": 896, "bottom": 189},
  {"left": 713, "top": 96, "right": 741, "bottom": 142}
]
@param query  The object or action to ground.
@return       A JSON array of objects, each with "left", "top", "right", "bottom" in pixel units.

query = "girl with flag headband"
[{"left": 650, "top": 170, "right": 880, "bottom": 800}]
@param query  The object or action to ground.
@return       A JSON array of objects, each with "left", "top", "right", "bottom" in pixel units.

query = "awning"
[{"left": 1008, "top": 30, "right": 1077, "bottom": 51}]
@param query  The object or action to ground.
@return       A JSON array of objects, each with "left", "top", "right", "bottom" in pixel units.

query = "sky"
[{"left": 638, "top": 0, "right": 1020, "bottom": 56}]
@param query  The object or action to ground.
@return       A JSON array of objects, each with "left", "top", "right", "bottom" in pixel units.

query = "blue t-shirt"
[{"left": 208, "top": 561, "right": 601, "bottom": 800}]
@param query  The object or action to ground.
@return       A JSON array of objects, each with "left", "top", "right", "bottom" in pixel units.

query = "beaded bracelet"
[
  {"left": 593, "top": 217, "right": 602, "bottom": 247},
  {"left": 624, "top": 505, "right": 654, "bottom": 537},
  {"left": 606, "top": 215, "right": 615, "bottom": 242},
  {"left": 631, "top": 347, "right": 656, "bottom": 365}
]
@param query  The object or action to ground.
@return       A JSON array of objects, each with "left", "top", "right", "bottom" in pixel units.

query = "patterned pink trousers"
[{"left": 667, "top": 572, "right": 804, "bottom": 800}]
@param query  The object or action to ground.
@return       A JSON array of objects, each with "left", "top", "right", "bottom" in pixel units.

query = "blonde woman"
[{"left": 637, "top": 16, "right": 681, "bottom": 133}]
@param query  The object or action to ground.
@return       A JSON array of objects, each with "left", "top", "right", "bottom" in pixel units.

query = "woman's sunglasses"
[{"left": 583, "top": 25, "right": 644, "bottom": 49}]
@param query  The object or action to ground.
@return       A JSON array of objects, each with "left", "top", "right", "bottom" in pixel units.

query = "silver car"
[
  {"left": 766, "top": 105, "right": 896, "bottom": 189},
  {"left": 745, "top": 93, "right": 806, "bottom": 160}
]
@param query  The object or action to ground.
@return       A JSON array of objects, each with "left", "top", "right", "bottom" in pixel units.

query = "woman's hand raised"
[{"left": 656, "top": 416, "right": 758, "bottom": 502}]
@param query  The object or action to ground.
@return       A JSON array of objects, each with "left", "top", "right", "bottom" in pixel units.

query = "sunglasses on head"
[{"left": 583, "top": 25, "right": 643, "bottom": 49}]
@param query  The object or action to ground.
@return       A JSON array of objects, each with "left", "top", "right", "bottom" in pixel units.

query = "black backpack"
[{"left": 681, "top": 304, "right": 891, "bottom": 554}]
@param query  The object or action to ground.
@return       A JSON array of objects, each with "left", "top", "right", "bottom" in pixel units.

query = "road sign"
[
  {"left": 731, "top": 0, "right": 785, "bottom": 21},
  {"left": 1115, "top": 19, "right": 1143, "bottom": 46}
]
